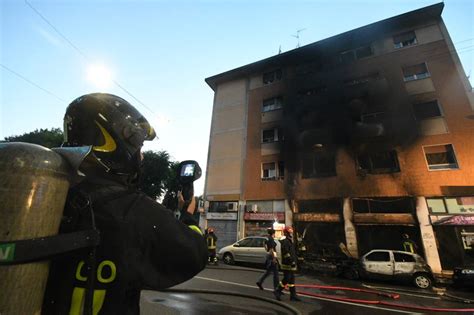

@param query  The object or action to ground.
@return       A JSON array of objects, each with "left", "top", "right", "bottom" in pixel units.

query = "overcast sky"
[{"left": 1, "top": 0, "right": 473, "bottom": 195}]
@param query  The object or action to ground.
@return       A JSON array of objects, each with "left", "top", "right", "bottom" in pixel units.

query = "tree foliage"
[
  {"left": 4, "top": 128, "right": 63, "bottom": 148},
  {"left": 139, "top": 150, "right": 179, "bottom": 201}
]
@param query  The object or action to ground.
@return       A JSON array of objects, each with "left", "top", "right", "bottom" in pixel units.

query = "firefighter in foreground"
[
  {"left": 42, "top": 93, "right": 208, "bottom": 314},
  {"left": 206, "top": 227, "right": 218, "bottom": 264},
  {"left": 402, "top": 233, "right": 418, "bottom": 254},
  {"left": 275, "top": 226, "right": 301, "bottom": 301}
]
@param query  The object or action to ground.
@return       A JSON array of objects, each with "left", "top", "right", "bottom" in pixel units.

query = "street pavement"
[{"left": 141, "top": 263, "right": 474, "bottom": 314}]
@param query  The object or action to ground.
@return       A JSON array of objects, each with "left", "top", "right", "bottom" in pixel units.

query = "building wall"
[{"left": 205, "top": 79, "right": 248, "bottom": 198}]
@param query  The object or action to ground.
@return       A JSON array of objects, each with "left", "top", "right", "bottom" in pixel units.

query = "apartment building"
[{"left": 203, "top": 3, "right": 474, "bottom": 274}]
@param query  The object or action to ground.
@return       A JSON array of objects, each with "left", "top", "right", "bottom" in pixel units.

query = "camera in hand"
[{"left": 177, "top": 160, "right": 202, "bottom": 207}]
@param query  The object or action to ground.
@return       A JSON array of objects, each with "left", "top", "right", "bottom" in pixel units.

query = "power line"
[
  {"left": 24, "top": 0, "right": 155, "bottom": 115},
  {"left": 1, "top": 64, "right": 67, "bottom": 103}
]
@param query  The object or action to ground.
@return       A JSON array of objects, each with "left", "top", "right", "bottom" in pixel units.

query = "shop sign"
[
  {"left": 432, "top": 215, "right": 474, "bottom": 225},
  {"left": 206, "top": 212, "right": 238, "bottom": 220},
  {"left": 244, "top": 212, "right": 285, "bottom": 221}
]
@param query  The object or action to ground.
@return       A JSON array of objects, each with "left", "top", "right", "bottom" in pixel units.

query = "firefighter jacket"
[
  {"left": 280, "top": 237, "right": 297, "bottom": 271},
  {"left": 42, "top": 177, "right": 207, "bottom": 315},
  {"left": 206, "top": 233, "right": 217, "bottom": 250}
]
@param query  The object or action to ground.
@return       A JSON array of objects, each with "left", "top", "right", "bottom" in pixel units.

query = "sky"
[{"left": 1, "top": 0, "right": 473, "bottom": 195}]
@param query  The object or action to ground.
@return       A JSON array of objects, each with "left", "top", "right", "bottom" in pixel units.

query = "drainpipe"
[
  {"left": 343, "top": 198, "right": 359, "bottom": 258},
  {"left": 415, "top": 196, "right": 442, "bottom": 274}
]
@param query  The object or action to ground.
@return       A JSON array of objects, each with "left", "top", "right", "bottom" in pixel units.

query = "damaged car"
[{"left": 342, "top": 249, "right": 434, "bottom": 289}]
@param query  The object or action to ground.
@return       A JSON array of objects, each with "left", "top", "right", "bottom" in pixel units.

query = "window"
[
  {"left": 366, "top": 251, "right": 390, "bottom": 262},
  {"left": 262, "top": 128, "right": 283, "bottom": 143},
  {"left": 357, "top": 151, "right": 400, "bottom": 174},
  {"left": 339, "top": 45, "right": 373, "bottom": 64},
  {"left": 262, "top": 97, "right": 283, "bottom": 112},
  {"left": 250, "top": 238, "right": 265, "bottom": 248},
  {"left": 302, "top": 152, "right": 336, "bottom": 178},
  {"left": 344, "top": 73, "right": 380, "bottom": 87},
  {"left": 237, "top": 238, "right": 253, "bottom": 247},
  {"left": 209, "top": 201, "right": 237, "bottom": 212},
  {"left": 412, "top": 100, "right": 442, "bottom": 120},
  {"left": 403, "top": 63, "right": 430, "bottom": 81},
  {"left": 263, "top": 69, "right": 282, "bottom": 85},
  {"left": 427, "top": 197, "right": 474, "bottom": 214},
  {"left": 423, "top": 144, "right": 458, "bottom": 170},
  {"left": 262, "top": 161, "right": 284, "bottom": 180},
  {"left": 361, "top": 112, "right": 386, "bottom": 124},
  {"left": 352, "top": 197, "right": 415, "bottom": 214},
  {"left": 298, "top": 86, "right": 327, "bottom": 96},
  {"left": 394, "top": 253, "right": 416, "bottom": 263},
  {"left": 394, "top": 31, "right": 417, "bottom": 49},
  {"left": 426, "top": 198, "right": 447, "bottom": 213}
]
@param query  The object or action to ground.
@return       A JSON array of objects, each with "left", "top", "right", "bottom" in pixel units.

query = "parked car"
[
  {"left": 452, "top": 266, "right": 474, "bottom": 287},
  {"left": 342, "top": 249, "right": 434, "bottom": 289},
  {"left": 217, "top": 236, "right": 281, "bottom": 265}
]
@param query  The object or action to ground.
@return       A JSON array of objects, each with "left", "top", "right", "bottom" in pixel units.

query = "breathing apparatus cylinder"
[{"left": 0, "top": 142, "right": 71, "bottom": 315}]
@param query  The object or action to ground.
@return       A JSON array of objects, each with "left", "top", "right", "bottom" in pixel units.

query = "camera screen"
[{"left": 181, "top": 164, "right": 195, "bottom": 177}]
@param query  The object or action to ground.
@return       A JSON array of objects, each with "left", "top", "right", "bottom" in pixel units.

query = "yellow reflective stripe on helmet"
[
  {"left": 93, "top": 121, "right": 117, "bottom": 152},
  {"left": 188, "top": 225, "right": 202, "bottom": 235}
]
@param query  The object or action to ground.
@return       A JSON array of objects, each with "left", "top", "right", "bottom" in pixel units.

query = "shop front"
[
  {"left": 206, "top": 212, "right": 238, "bottom": 250},
  {"left": 431, "top": 215, "right": 474, "bottom": 270},
  {"left": 243, "top": 212, "right": 285, "bottom": 237}
]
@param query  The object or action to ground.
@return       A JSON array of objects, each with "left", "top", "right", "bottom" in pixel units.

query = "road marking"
[{"left": 195, "top": 276, "right": 419, "bottom": 314}]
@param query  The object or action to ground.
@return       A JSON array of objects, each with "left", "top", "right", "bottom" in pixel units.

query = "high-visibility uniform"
[
  {"left": 276, "top": 237, "right": 299, "bottom": 300},
  {"left": 206, "top": 233, "right": 218, "bottom": 263}
]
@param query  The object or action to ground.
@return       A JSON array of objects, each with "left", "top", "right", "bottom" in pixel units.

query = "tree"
[
  {"left": 4, "top": 128, "right": 63, "bottom": 148},
  {"left": 140, "top": 151, "right": 178, "bottom": 201}
]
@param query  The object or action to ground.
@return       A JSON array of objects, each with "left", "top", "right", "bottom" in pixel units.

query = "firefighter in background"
[
  {"left": 276, "top": 226, "right": 301, "bottom": 302},
  {"left": 402, "top": 233, "right": 418, "bottom": 254},
  {"left": 256, "top": 228, "right": 280, "bottom": 297},
  {"left": 42, "top": 93, "right": 208, "bottom": 314},
  {"left": 206, "top": 227, "right": 218, "bottom": 264}
]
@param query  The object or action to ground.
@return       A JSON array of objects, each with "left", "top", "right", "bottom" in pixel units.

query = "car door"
[
  {"left": 393, "top": 252, "right": 416, "bottom": 279},
  {"left": 248, "top": 237, "right": 267, "bottom": 263},
  {"left": 362, "top": 250, "right": 394, "bottom": 279},
  {"left": 233, "top": 238, "right": 253, "bottom": 262}
]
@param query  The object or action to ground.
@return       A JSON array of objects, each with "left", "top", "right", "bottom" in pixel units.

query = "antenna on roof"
[
  {"left": 292, "top": 28, "right": 306, "bottom": 48},
  {"left": 278, "top": 45, "right": 282, "bottom": 54}
]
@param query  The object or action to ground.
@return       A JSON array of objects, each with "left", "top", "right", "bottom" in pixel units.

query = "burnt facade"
[{"left": 204, "top": 3, "right": 474, "bottom": 274}]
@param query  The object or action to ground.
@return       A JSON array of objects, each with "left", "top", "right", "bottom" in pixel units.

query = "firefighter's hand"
[{"left": 178, "top": 192, "right": 196, "bottom": 215}]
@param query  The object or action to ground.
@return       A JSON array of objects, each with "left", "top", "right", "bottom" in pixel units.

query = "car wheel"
[
  {"left": 413, "top": 273, "right": 432, "bottom": 289},
  {"left": 343, "top": 267, "right": 359, "bottom": 280},
  {"left": 223, "top": 253, "right": 235, "bottom": 265}
]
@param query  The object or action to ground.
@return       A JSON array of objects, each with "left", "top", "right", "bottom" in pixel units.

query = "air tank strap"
[{"left": 0, "top": 229, "right": 100, "bottom": 265}]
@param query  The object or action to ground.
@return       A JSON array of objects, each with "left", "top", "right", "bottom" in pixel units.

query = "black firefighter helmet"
[{"left": 63, "top": 93, "right": 156, "bottom": 175}]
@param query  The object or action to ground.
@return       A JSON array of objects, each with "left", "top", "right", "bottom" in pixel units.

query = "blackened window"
[
  {"left": 412, "top": 100, "right": 442, "bottom": 120},
  {"left": 344, "top": 73, "right": 380, "bottom": 86},
  {"left": 340, "top": 50, "right": 356, "bottom": 64},
  {"left": 263, "top": 69, "right": 283, "bottom": 85},
  {"left": 298, "top": 86, "right": 327, "bottom": 96},
  {"left": 394, "top": 31, "right": 417, "bottom": 49},
  {"left": 403, "top": 63, "right": 430, "bottom": 81},
  {"left": 352, "top": 197, "right": 415, "bottom": 214},
  {"left": 209, "top": 201, "right": 237, "bottom": 212},
  {"left": 298, "top": 199, "right": 342, "bottom": 214},
  {"left": 424, "top": 144, "right": 459, "bottom": 170},
  {"left": 394, "top": 253, "right": 416, "bottom": 263},
  {"left": 355, "top": 45, "right": 373, "bottom": 59},
  {"left": 366, "top": 251, "right": 390, "bottom": 262},
  {"left": 278, "top": 161, "right": 285, "bottom": 179},
  {"left": 357, "top": 151, "right": 400, "bottom": 174},
  {"left": 302, "top": 152, "right": 336, "bottom": 178},
  {"left": 262, "top": 129, "right": 276, "bottom": 143}
]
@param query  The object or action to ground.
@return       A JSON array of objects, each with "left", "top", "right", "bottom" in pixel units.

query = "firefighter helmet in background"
[
  {"left": 0, "top": 143, "right": 72, "bottom": 315},
  {"left": 283, "top": 226, "right": 294, "bottom": 237},
  {"left": 208, "top": 227, "right": 214, "bottom": 233},
  {"left": 63, "top": 93, "right": 156, "bottom": 175}
]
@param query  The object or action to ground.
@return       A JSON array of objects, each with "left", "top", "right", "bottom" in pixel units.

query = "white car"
[
  {"left": 345, "top": 249, "right": 434, "bottom": 289},
  {"left": 217, "top": 236, "right": 281, "bottom": 265}
]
